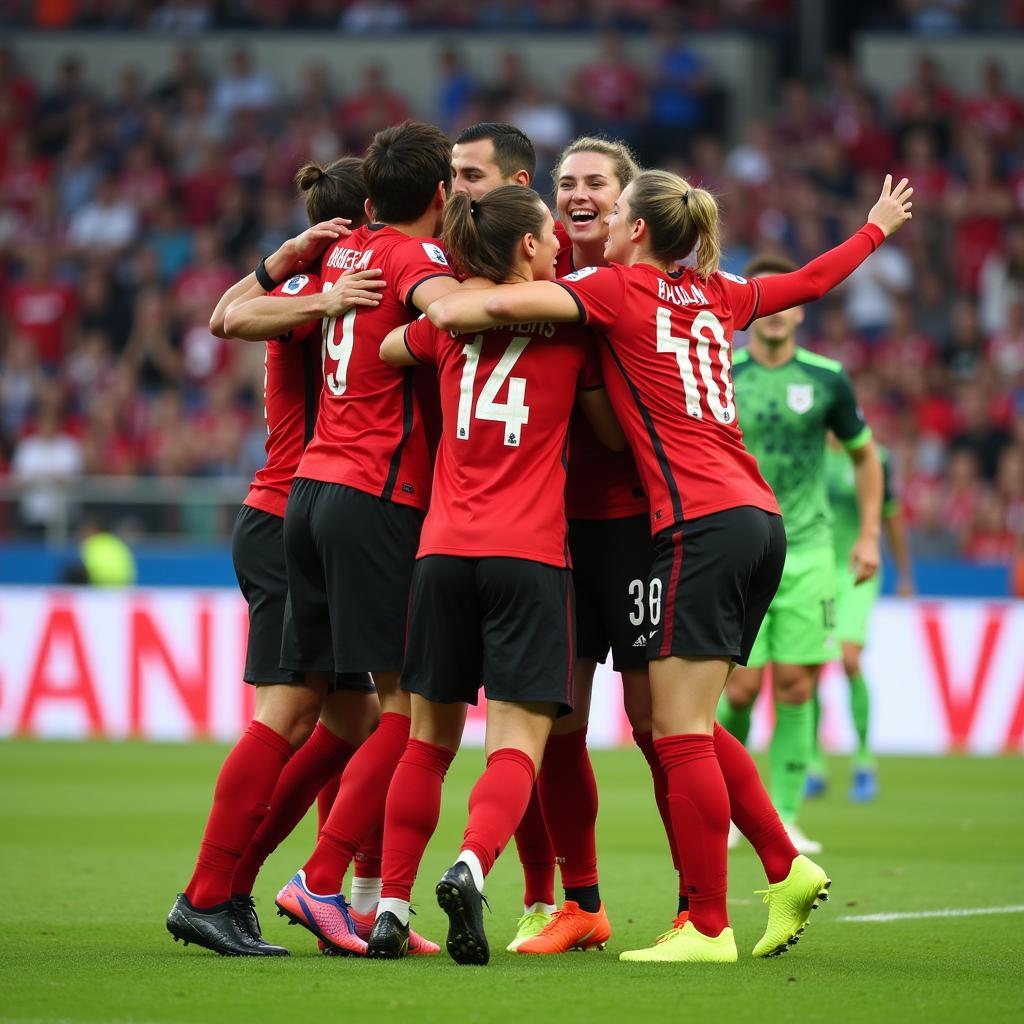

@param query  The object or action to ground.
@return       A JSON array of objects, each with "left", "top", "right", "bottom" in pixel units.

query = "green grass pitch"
[{"left": 1, "top": 741, "right": 1022, "bottom": 1023}]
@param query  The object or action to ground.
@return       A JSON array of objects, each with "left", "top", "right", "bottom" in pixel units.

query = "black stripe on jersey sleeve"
[
  {"left": 402, "top": 324, "right": 423, "bottom": 364},
  {"left": 553, "top": 281, "right": 587, "bottom": 324},
  {"left": 381, "top": 368, "right": 416, "bottom": 502},
  {"left": 405, "top": 273, "right": 454, "bottom": 312},
  {"left": 738, "top": 278, "right": 764, "bottom": 332},
  {"left": 301, "top": 337, "right": 317, "bottom": 446},
  {"left": 601, "top": 334, "right": 684, "bottom": 525}
]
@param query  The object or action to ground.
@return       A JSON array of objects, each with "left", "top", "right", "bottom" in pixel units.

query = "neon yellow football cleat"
[
  {"left": 619, "top": 921, "right": 738, "bottom": 963},
  {"left": 505, "top": 906, "right": 554, "bottom": 952},
  {"left": 752, "top": 854, "right": 831, "bottom": 958}
]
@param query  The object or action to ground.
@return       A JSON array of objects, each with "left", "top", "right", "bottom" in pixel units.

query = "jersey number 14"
[{"left": 456, "top": 335, "right": 531, "bottom": 447}]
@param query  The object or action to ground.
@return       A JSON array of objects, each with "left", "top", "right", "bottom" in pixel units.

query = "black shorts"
[
  {"left": 569, "top": 514, "right": 654, "bottom": 672},
  {"left": 279, "top": 479, "right": 423, "bottom": 677},
  {"left": 648, "top": 506, "right": 786, "bottom": 666},
  {"left": 233, "top": 504, "right": 373, "bottom": 692},
  {"left": 402, "top": 555, "right": 575, "bottom": 714}
]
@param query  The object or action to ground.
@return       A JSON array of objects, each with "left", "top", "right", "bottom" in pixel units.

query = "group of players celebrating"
[{"left": 165, "top": 118, "right": 913, "bottom": 966}]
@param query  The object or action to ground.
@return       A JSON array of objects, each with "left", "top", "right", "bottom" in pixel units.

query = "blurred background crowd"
[{"left": 1, "top": 5, "right": 1024, "bottom": 573}]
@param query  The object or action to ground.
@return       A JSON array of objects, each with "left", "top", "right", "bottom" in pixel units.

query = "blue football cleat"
[
  {"left": 849, "top": 767, "right": 878, "bottom": 803},
  {"left": 804, "top": 772, "right": 828, "bottom": 799}
]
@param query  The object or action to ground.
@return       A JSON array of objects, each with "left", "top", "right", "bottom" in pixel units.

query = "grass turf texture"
[{"left": 1, "top": 742, "right": 1022, "bottom": 1024}]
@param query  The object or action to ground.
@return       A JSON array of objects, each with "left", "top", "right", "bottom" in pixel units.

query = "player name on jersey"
[
  {"left": 657, "top": 279, "right": 709, "bottom": 308},
  {"left": 325, "top": 247, "right": 374, "bottom": 271}
]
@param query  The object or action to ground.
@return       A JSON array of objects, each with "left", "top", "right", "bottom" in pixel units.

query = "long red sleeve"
[{"left": 732, "top": 223, "right": 886, "bottom": 328}]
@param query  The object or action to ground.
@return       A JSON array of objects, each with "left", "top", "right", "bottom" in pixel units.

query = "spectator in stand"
[
  {"left": 53, "top": 126, "right": 101, "bottom": 221},
  {"left": 146, "top": 199, "right": 195, "bottom": 284},
  {"left": 150, "top": 46, "right": 209, "bottom": 113},
  {"left": 77, "top": 267, "right": 132, "bottom": 354},
  {"left": 436, "top": 48, "right": 478, "bottom": 134},
  {"left": 11, "top": 389, "right": 84, "bottom": 535},
  {"left": 568, "top": 32, "right": 645, "bottom": 142},
  {"left": 337, "top": 64, "right": 410, "bottom": 153},
  {"left": 0, "top": 333, "right": 43, "bottom": 444},
  {"left": 35, "top": 56, "right": 93, "bottom": 157},
  {"left": 123, "top": 288, "right": 181, "bottom": 394},
  {"left": 988, "top": 299, "right": 1024, "bottom": 385},
  {"left": 210, "top": 48, "right": 278, "bottom": 124},
  {"left": 959, "top": 60, "right": 1024, "bottom": 153},
  {"left": 67, "top": 171, "right": 140, "bottom": 261},
  {"left": 950, "top": 383, "right": 1012, "bottom": 482},
  {"left": 892, "top": 52, "right": 958, "bottom": 152},
  {"left": 979, "top": 222, "right": 1024, "bottom": 336},
  {"left": 3, "top": 249, "right": 77, "bottom": 369}
]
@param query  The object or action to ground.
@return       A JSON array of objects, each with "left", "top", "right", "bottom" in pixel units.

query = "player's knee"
[
  {"left": 283, "top": 707, "right": 320, "bottom": 749},
  {"left": 843, "top": 654, "right": 861, "bottom": 679}
]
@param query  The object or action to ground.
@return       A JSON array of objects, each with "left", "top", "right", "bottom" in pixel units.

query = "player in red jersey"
[
  {"left": 167, "top": 159, "right": 387, "bottom": 957},
  {"left": 232, "top": 122, "right": 460, "bottom": 957},
  {"left": 426, "top": 171, "right": 913, "bottom": 962},
  {"left": 363, "top": 185, "right": 624, "bottom": 964}
]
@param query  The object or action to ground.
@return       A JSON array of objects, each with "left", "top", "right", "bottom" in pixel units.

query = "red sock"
[
  {"left": 185, "top": 720, "right": 293, "bottom": 908},
  {"left": 655, "top": 734, "right": 730, "bottom": 938},
  {"left": 634, "top": 729, "right": 684, "bottom": 895},
  {"left": 317, "top": 773, "right": 341, "bottom": 834},
  {"left": 713, "top": 722, "right": 798, "bottom": 884},
  {"left": 231, "top": 723, "right": 355, "bottom": 896},
  {"left": 512, "top": 784, "right": 556, "bottom": 906},
  {"left": 539, "top": 728, "right": 598, "bottom": 889},
  {"left": 380, "top": 740, "right": 456, "bottom": 901},
  {"left": 462, "top": 747, "right": 537, "bottom": 878},
  {"left": 355, "top": 820, "right": 383, "bottom": 879},
  {"left": 302, "top": 712, "right": 410, "bottom": 895}
]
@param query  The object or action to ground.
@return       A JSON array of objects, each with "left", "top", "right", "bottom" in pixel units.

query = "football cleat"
[
  {"left": 784, "top": 822, "right": 823, "bottom": 855},
  {"left": 516, "top": 901, "right": 611, "bottom": 954},
  {"left": 366, "top": 911, "right": 409, "bottom": 960},
  {"left": 274, "top": 870, "right": 367, "bottom": 956},
  {"left": 505, "top": 906, "right": 554, "bottom": 952},
  {"left": 167, "top": 893, "right": 288, "bottom": 956},
  {"left": 620, "top": 921, "right": 737, "bottom": 963},
  {"left": 350, "top": 907, "right": 440, "bottom": 955},
  {"left": 436, "top": 862, "right": 489, "bottom": 966},
  {"left": 849, "top": 766, "right": 878, "bottom": 803},
  {"left": 804, "top": 772, "right": 828, "bottom": 799},
  {"left": 751, "top": 854, "right": 831, "bottom": 958},
  {"left": 231, "top": 894, "right": 264, "bottom": 944},
  {"left": 656, "top": 910, "right": 690, "bottom": 943}
]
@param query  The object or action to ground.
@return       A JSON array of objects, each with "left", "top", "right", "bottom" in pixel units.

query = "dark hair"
[
  {"left": 443, "top": 186, "right": 547, "bottom": 282},
  {"left": 627, "top": 169, "right": 720, "bottom": 276},
  {"left": 363, "top": 120, "right": 452, "bottom": 224},
  {"left": 744, "top": 253, "right": 797, "bottom": 278},
  {"left": 454, "top": 122, "right": 537, "bottom": 182},
  {"left": 295, "top": 156, "right": 367, "bottom": 226}
]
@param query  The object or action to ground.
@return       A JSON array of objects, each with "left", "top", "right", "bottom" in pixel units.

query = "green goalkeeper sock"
[
  {"left": 770, "top": 700, "right": 813, "bottom": 824},
  {"left": 848, "top": 671, "right": 872, "bottom": 766},
  {"left": 717, "top": 694, "right": 752, "bottom": 745},
  {"left": 808, "top": 690, "right": 825, "bottom": 777}
]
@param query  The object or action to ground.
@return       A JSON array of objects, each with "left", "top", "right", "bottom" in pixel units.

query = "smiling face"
[
  {"left": 556, "top": 151, "right": 622, "bottom": 248},
  {"left": 451, "top": 139, "right": 508, "bottom": 199},
  {"left": 523, "top": 202, "right": 560, "bottom": 281},
  {"left": 602, "top": 180, "right": 638, "bottom": 264}
]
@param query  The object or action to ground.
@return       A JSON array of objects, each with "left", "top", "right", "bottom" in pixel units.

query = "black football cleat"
[
  {"left": 167, "top": 893, "right": 289, "bottom": 956},
  {"left": 231, "top": 894, "right": 287, "bottom": 954},
  {"left": 366, "top": 911, "right": 410, "bottom": 960},
  {"left": 435, "top": 863, "right": 489, "bottom": 966}
]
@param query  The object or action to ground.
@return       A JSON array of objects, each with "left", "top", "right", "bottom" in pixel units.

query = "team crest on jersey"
[
  {"left": 422, "top": 242, "right": 449, "bottom": 266},
  {"left": 282, "top": 274, "right": 309, "bottom": 295},
  {"left": 787, "top": 383, "right": 814, "bottom": 414},
  {"left": 563, "top": 266, "right": 599, "bottom": 282}
]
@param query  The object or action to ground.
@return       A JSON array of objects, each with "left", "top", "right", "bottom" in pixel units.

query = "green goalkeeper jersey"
[
  {"left": 732, "top": 347, "right": 871, "bottom": 551},
  {"left": 826, "top": 443, "right": 898, "bottom": 564}
]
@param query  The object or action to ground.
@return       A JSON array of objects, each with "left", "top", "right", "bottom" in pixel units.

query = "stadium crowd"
[{"left": 1, "top": 34, "right": 1023, "bottom": 563}]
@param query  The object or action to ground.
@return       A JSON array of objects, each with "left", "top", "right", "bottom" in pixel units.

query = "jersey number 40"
[{"left": 656, "top": 308, "right": 736, "bottom": 424}]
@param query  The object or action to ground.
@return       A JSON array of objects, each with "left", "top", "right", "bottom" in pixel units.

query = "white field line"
[{"left": 839, "top": 904, "right": 1024, "bottom": 923}]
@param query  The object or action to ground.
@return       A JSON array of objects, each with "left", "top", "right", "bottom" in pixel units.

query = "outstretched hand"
[{"left": 868, "top": 175, "right": 913, "bottom": 239}]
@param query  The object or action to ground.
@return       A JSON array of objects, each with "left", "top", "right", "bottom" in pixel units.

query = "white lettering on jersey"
[
  {"left": 325, "top": 247, "right": 375, "bottom": 271},
  {"left": 422, "top": 242, "right": 449, "bottom": 266},
  {"left": 563, "top": 266, "right": 599, "bottom": 282},
  {"left": 719, "top": 271, "right": 748, "bottom": 285},
  {"left": 657, "top": 279, "right": 708, "bottom": 308}
]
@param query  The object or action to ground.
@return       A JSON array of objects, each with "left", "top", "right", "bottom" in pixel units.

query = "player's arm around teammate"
[
  {"left": 425, "top": 171, "right": 912, "bottom": 963},
  {"left": 367, "top": 186, "right": 616, "bottom": 965}
]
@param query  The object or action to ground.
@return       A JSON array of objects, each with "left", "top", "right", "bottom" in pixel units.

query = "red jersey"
[
  {"left": 296, "top": 224, "right": 454, "bottom": 510},
  {"left": 4, "top": 279, "right": 77, "bottom": 365},
  {"left": 558, "top": 262, "right": 779, "bottom": 533},
  {"left": 555, "top": 235, "right": 648, "bottom": 521},
  {"left": 245, "top": 273, "right": 323, "bottom": 519},
  {"left": 403, "top": 313, "right": 600, "bottom": 567}
]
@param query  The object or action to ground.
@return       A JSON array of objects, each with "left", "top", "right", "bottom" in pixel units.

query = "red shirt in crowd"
[
  {"left": 403, "top": 313, "right": 600, "bottom": 568},
  {"left": 4, "top": 279, "right": 77, "bottom": 365},
  {"left": 296, "top": 224, "right": 454, "bottom": 510}
]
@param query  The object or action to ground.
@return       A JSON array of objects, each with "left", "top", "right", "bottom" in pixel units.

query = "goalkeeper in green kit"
[
  {"left": 719, "top": 253, "right": 883, "bottom": 854},
  {"left": 804, "top": 440, "right": 914, "bottom": 803}
]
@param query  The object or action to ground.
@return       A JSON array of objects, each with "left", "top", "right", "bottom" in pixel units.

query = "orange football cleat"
[
  {"left": 657, "top": 910, "right": 690, "bottom": 942},
  {"left": 516, "top": 901, "right": 612, "bottom": 954}
]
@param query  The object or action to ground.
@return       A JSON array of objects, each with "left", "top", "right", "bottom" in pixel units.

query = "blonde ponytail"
[{"left": 627, "top": 169, "right": 721, "bottom": 277}]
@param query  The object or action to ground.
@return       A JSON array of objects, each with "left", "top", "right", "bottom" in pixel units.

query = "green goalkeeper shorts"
[
  {"left": 746, "top": 544, "right": 836, "bottom": 668},
  {"left": 834, "top": 563, "right": 881, "bottom": 647}
]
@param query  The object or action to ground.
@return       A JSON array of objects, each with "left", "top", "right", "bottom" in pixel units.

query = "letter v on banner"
[{"left": 920, "top": 603, "right": 1005, "bottom": 751}]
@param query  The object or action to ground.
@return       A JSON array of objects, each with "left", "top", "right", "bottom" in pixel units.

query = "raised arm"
[
  {"left": 748, "top": 176, "right": 914, "bottom": 322},
  {"left": 222, "top": 269, "right": 385, "bottom": 341},
  {"left": 427, "top": 280, "right": 582, "bottom": 334},
  {"left": 209, "top": 218, "right": 352, "bottom": 338}
]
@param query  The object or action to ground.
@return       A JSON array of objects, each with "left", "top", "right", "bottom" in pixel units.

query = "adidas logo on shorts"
[{"left": 633, "top": 635, "right": 647, "bottom": 648}]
